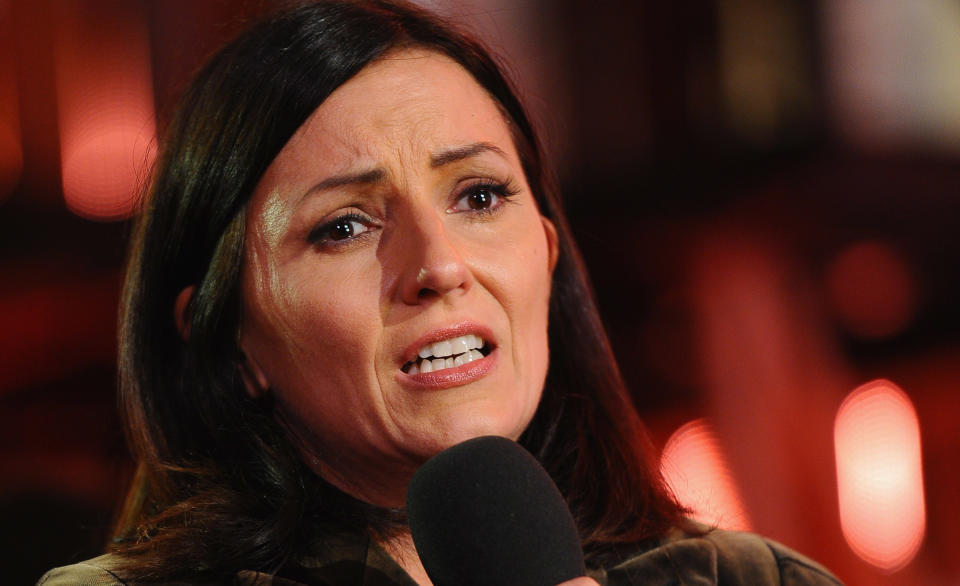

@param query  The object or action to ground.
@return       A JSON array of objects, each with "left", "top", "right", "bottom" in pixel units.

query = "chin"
[{"left": 419, "top": 410, "right": 531, "bottom": 455}]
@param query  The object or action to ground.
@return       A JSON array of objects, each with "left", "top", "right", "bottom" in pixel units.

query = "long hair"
[{"left": 114, "top": 0, "right": 685, "bottom": 581}]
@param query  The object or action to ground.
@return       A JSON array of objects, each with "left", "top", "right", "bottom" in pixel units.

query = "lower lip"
[{"left": 398, "top": 348, "right": 497, "bottom": 390}]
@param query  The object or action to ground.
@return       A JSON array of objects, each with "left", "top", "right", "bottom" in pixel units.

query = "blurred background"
[{"left": 1, "top": 0, "right": 957, "bottom": 584}]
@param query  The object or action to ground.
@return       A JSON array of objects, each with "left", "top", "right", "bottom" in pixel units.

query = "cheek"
[
  {"left": 476, "top": 211, "right": 553, "bottom": 358},
  {"left": 244, "top": 266, "right": 385, "bottom": 405},
  {"left": 248, "top": 291, "right": 391, "bottom": 459},
  {"left": 494, "top": 214, "right": 553, "bottom": 312},
  {"left": 516, "top": 221, "right": 554, "bottom": 365}
]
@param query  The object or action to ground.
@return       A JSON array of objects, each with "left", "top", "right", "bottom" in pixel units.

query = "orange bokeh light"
[
  {"left": 660, "top": 419, "right": 752, "bottom": 531},
  {"left": 54, "top": 2, "right": 156, "bottom": 221},
  {"left": 835, "top": 379, "right": 925, "bottom": 572}
]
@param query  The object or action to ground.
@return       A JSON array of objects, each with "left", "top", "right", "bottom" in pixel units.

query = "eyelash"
[
  {"left": 307, "top": 178, "right": 521, "bottom": 249},
  {"left": 308, "top": 212, "right": 377, "bottom": 249},
  {"left": 449, "top": 180, "right": 520, "bottom": 216}
]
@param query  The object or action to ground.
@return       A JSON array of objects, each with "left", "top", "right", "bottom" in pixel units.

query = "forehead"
[{"left": 275, "top": 49, "right": 515, "bottom": 170}]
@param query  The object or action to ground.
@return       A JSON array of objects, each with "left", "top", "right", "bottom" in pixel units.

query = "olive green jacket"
[{"left": 37, "top": 524, "right": 842, "bottom": 585}]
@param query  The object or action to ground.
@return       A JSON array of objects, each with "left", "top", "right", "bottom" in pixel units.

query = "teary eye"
[
  {"left": 449, "top": 181, "right": 518, "bottom": 214},
  {"left": 309, "top": 212, "right": 375, "bottom": 247}
]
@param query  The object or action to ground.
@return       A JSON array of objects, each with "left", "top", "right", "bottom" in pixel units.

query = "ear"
[
  {"left": 237, "top": 348, "right": 271, "bottom": 399},
  {"left": 541, "top": 215, "right": 560, "bottom": 275},
  {"left": 174, "top": 286, "right": 195, "bottom": 341}
]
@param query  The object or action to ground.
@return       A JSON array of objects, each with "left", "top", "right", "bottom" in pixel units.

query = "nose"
[{"left": 396, "top": 209, "right": 471, "bottom": 305}]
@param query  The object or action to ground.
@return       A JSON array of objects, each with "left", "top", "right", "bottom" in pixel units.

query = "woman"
[{"left": 39, "top": 1, "right": 840, "bottom": 584}]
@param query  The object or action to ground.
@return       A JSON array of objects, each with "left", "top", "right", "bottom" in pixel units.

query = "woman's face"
[{"left": 238, "top": 49, "right": 558, "bottom": 506}]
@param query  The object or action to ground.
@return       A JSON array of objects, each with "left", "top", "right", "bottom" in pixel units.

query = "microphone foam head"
[{"left": 406, "top": 435, "right": 585, "bottom": 586}]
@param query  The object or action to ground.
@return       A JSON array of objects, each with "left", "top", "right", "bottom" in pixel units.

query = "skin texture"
[{"left": 238, "top": 49, "right": 559, "bottom": 513}]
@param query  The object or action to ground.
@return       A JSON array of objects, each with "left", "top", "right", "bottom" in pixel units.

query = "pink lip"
[{"left": 399, "top": 347, "right": 497, "bottom": 390}]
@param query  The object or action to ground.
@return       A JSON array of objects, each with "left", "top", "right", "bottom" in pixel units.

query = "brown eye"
[
  {"left": 330, "top": 218, "right": 356, "bottom": 240},
  {"left": 450, "top": 181, "right": 515, "bottom": 214},
  {"left": 466, "top": 186, "right": 494, "bottom": 210},
  {"left": 309, "top": 213, "right": 375, "bottom": 247}
]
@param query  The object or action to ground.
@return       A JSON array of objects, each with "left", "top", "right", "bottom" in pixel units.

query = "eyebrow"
[
  {"left": 305, "top": 168, "right": 386, "bottom": 195},
  {"left": 430, "top": 141, "right": 507, "bottom": 168},
  {"left": 299, "top": 142, "right": 507, "bottom": 204}
]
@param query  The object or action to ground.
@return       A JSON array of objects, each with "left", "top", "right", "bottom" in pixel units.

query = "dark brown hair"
[{"left": 114, "top": 0, "right": 686, "bottom": 581}]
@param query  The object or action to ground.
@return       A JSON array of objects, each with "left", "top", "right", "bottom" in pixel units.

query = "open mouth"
[{"left": 402, "top": 333, "right": 492, "bottom": 375}]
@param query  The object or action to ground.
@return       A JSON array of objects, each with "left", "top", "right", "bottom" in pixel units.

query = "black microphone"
[{"left": 406, "top": 435, "right": 586, "bottom": 586}]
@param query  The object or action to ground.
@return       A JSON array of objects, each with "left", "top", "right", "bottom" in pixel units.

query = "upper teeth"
[
  {"left": 408, "top": 334, "right": 485, "bottom": 375},
  {"left": 417, "top": 334, "right": 484, "bottom": 359}
]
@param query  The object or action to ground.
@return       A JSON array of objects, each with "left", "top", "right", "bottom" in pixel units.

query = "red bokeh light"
[
  {"left": 660, "top": 419, "right": 752, "bottom": 531},
  {"left": 835, "top": 379, "right": 925, "bottom": 572},
  {"left": 54, "top": 2, "right": 156, "bottom": 221},
  {"left": 825, "top": 241, "right": 916, "bottom": 339},
  {"left": 0, "top": 7, "right": 21, "bottom": 203}
]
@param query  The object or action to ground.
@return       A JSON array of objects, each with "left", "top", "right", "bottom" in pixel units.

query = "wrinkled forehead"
[
  {"left": 272, "top": 48, "right": 520, "bottom": 178},
  {"left": 242, "top": 48, "right": 528, "bottom": 253}
]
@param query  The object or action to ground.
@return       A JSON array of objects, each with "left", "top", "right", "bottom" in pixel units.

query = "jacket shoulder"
[
  {"left": 703, "top": 528, "right": 843, "bottom": 585},
  {"left": 36, "top": 555, "right": 128, "bottom": 586},
  {"left": 600, "top": 524, "right": 843, "bottom": 585},
  {"left": 37, "top": 555, "right": 297, "bottom": 586}
]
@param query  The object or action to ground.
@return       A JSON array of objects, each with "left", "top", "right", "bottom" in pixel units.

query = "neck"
[
  {"left": 301, "top": 444, "right": 419, "bottom": 509},
  {"left": 377, "top": 530, "right": 434, "bottom": 586}
]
